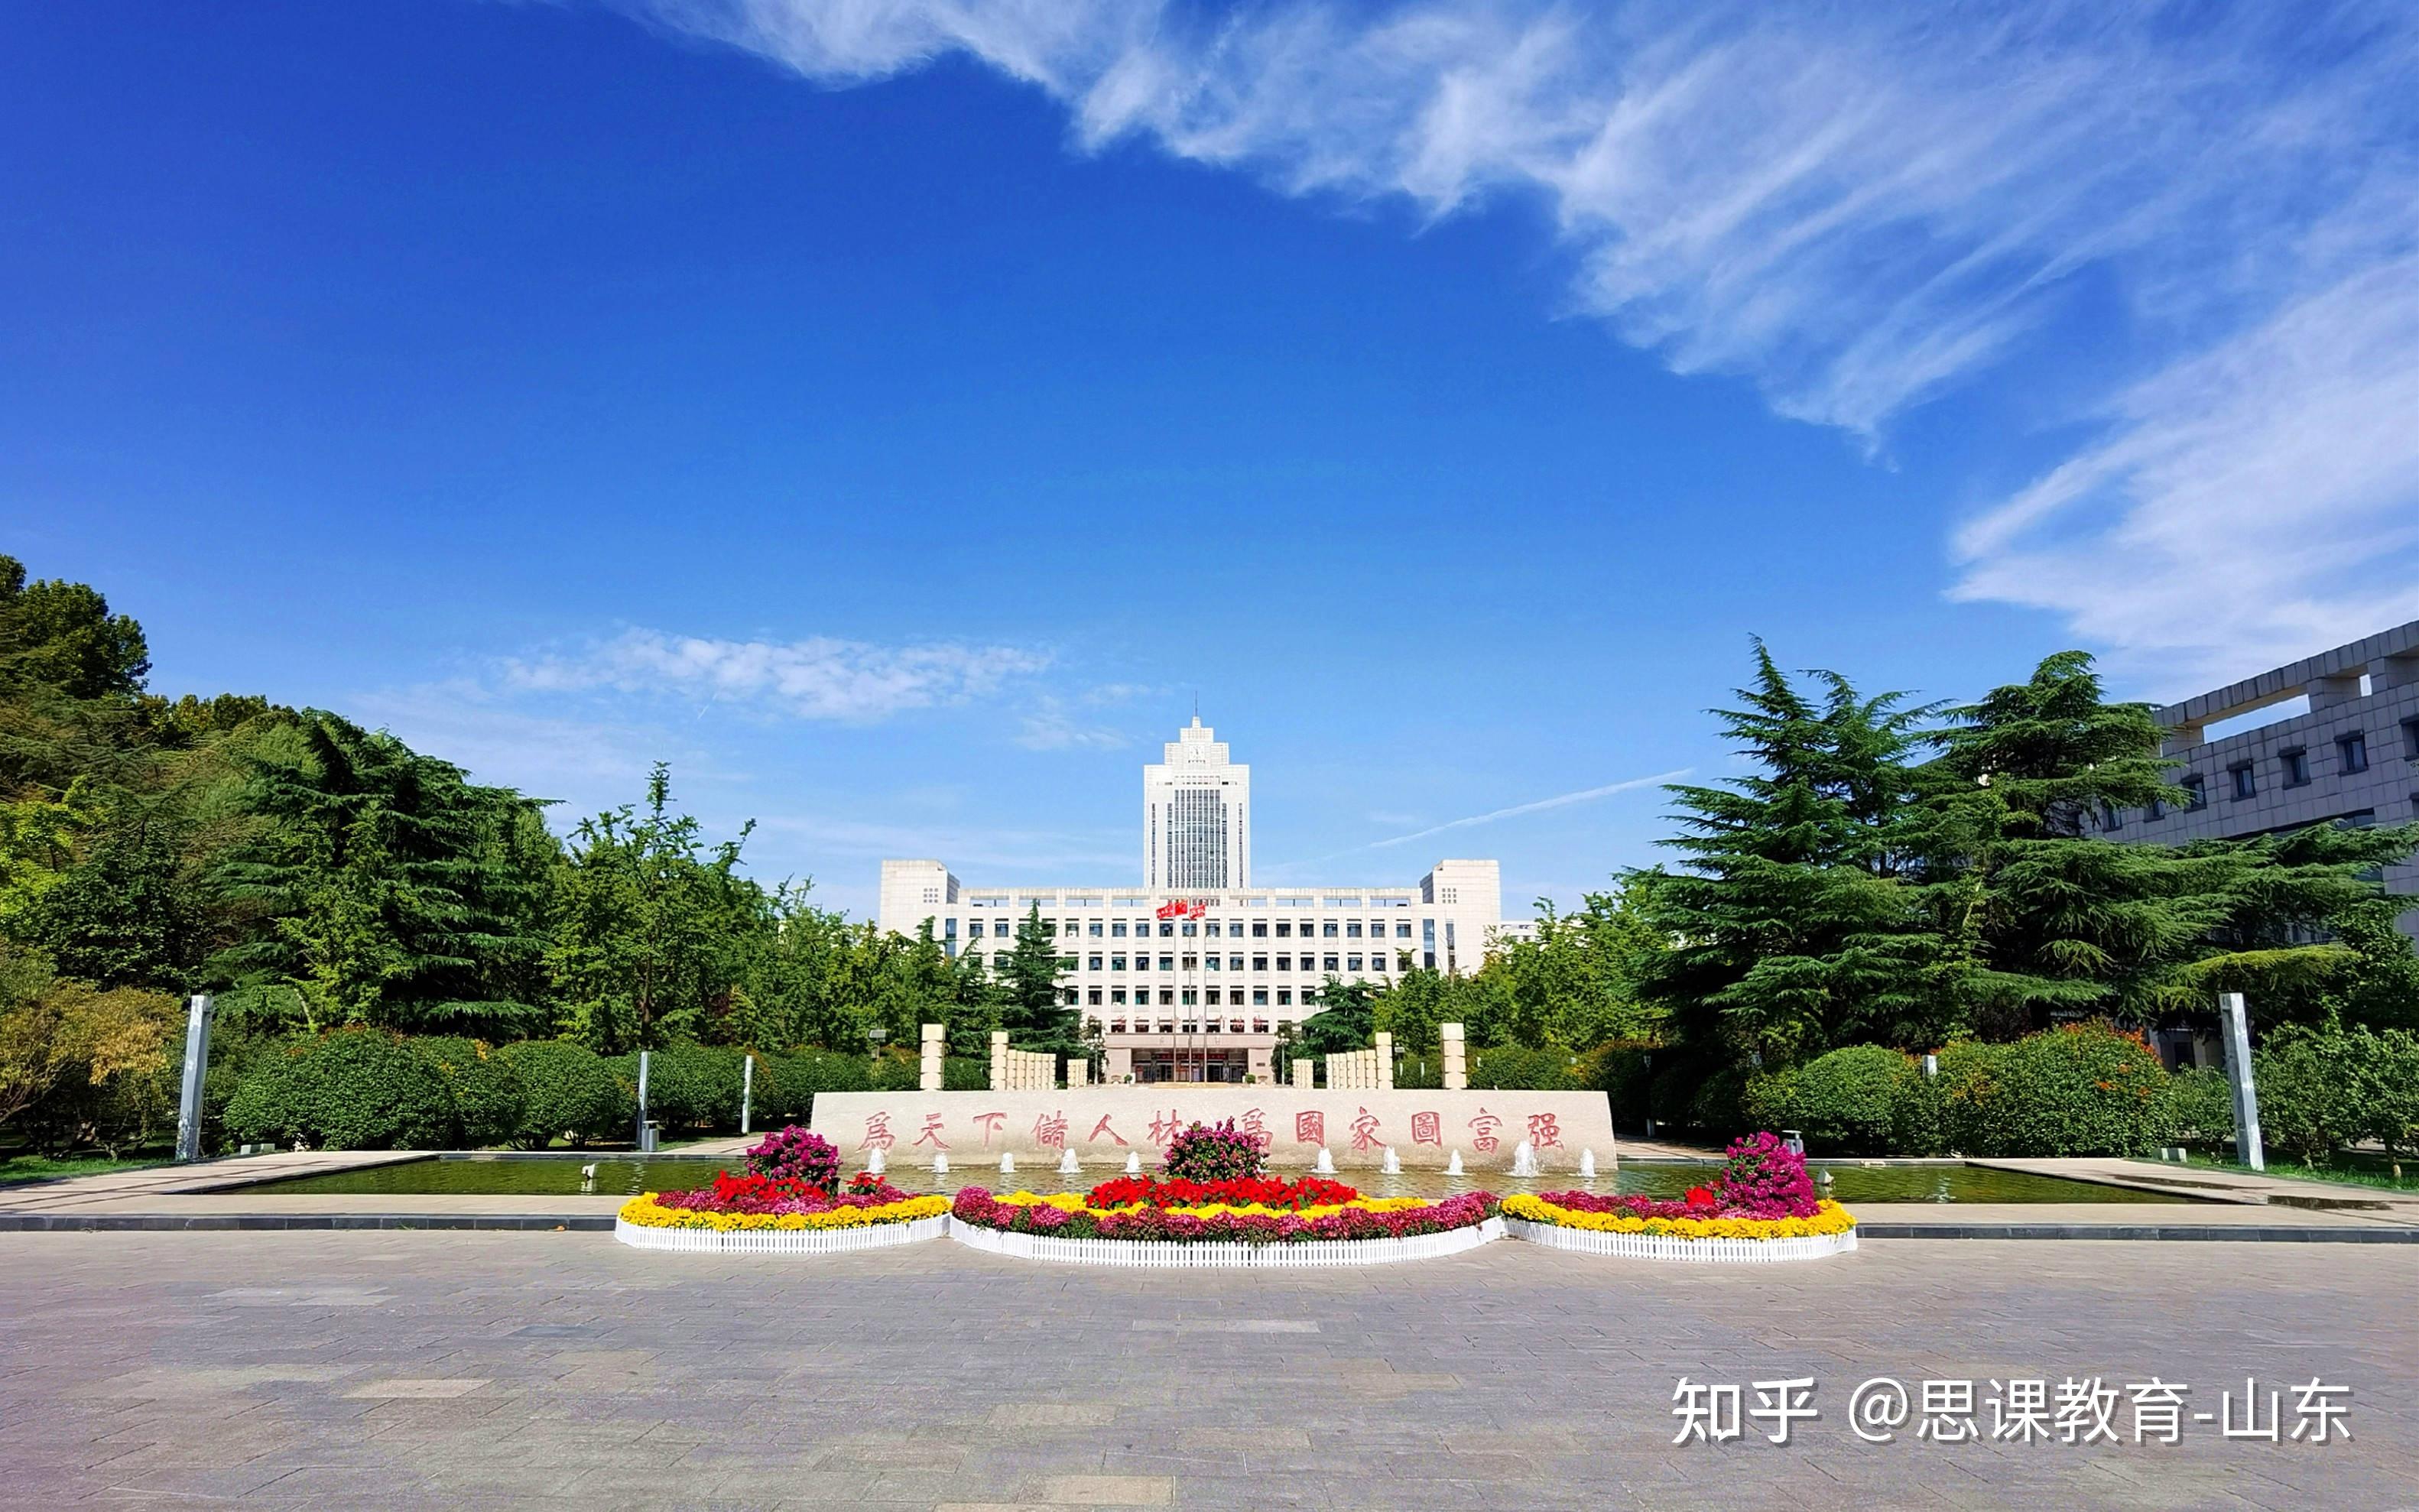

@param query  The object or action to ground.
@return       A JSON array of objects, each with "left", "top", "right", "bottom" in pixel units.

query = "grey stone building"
[{"left": 2125, "top": 619, "right": 2419, "bottom": 940}]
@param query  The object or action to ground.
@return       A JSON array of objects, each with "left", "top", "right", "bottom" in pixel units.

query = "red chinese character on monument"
[
  {"left": 972, "top": 1111, "right": 1006, "bottom": 1146},
  {"left": 1239, "top": 1107, "right": 1271, "bottom": 1151},
  {"left": 859, "top": 1112, "right": 895, "bottom": 1150},
  {"left": 1410, "top": 1111, "right": 1442, "bottom": 1147},
  {"left": 1295, "top": 1110, "right": 1325, "bottom": 1146},
  {"left": 1526, "top": 1111, "right": 1563, "bottom": 1150},
  {"left": 1468, "top": 1107, "right": 1502, "bottom": 1153},
  {"left": 913, "top": 1113, "right": 947, "bottom": 1148},
  {"left": 1348, "top": 1106, "right": 1382, "bottom": 1152},
  {"left": 1089, "top": 1114, "right": 1128, "bottom": 1146},
  {"left": 1147, "top": 1110, "right": 1183, "bottom": 1145},
  {"left": 1034, "top": 1111, "right": 1068, "bottom": 1149}
]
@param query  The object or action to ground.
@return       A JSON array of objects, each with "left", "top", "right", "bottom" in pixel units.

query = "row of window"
[
  {"left": 956, "top": 917, "right": 1417, "bottom": 939},
  {"left": 1089, "top": 1016, "right": 1293, "bottom": 1034},
  {"left": 2120, "top": 722, "right": 2417, "bottom": 830},
  {"left": 972, "top": 951, "right": 1408, "bottom": 975}
]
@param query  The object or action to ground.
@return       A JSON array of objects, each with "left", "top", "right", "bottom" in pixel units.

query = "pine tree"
[
  {"left": 998, "top": 904, "right": 1077, "bottom": 1054},
  {"left": 1638, "top": 642, "right": 1943, "bottom": 1063}
]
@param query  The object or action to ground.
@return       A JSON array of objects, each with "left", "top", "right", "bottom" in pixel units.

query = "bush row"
[
  {"left": 2248, "top": 1024, "right": 2419, "bottom": 1163},
  {"left": 220, "top": 1030, "right": 984, "bottom": 1152},
  {"left": 1737, "top": 1026, "right": 2186, "bottom": 1158}
]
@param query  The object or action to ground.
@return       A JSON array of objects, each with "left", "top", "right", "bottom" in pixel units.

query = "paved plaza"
[{"left": 2, "top": 1232, "right": 2415, "bottom": 1509}]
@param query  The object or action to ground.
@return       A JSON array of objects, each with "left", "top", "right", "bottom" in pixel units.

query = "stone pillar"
[
  {"left": 1247, "top": 1043, "right": 1272, "bottom": 1082},
  {"left": 1107, "top": 1043, "right": 1134, "bottom": 1082},
  {"left": 1067, "top": 1057, "right": 1089, "bottom": 1088},
  {"left": 1441, "top": 1022, "right": 1467, "bottom": 1092},
  {"left": 1373, "top": 1032, "right": 1394, "bottom": 1091},
  {"left": 920, "top": 1023, "right": 944, "bottom": 1092},
  {"left": 1291, "top": 1058, "right": 1313, "bottom": 1089},
  {"left": 990, "top": 1030, "right": 1008, "bottom": 1092}
]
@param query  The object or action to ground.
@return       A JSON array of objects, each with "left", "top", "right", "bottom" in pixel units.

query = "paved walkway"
[{"left": 2, "top": 1230, "right": 2413, "bottom": 1508}]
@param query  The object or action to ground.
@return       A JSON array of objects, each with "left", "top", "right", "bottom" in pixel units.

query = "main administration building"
[{"left": 880, "top": 719, "right": 1515, "bottom": 1083}]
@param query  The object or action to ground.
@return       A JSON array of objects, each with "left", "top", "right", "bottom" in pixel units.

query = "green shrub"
[
  {"left": 1932, "top": 1040, "right": 2008, "bottom": 1155},
  {"left": 940, "top": 1055, "right": 988, "bottom": 1092},
  {"left": 1580, "top": 1046, "right": 1654, "bottom": 1128},
  {"left": 870, "top": 1051, "right": 921, "bottom": 1092},
  {"left": 1684, "top": 1066, "right": 1748, "bottom": 1136},
  {"left": 1781, "top": 1045, "right": 1910, "bottom": 1155},
  {"left": 614, "top": 1043, "right": 744, "bottom": 1132},
  {"left": 1739, "top": 1067, "right": 1796, "bottom": 1134},
  {"left": 1469, "top": 1046, "right": 1575, "bottom": 1091},
  {"left": 2164, "top": 1066, "right": 2236, "bottom": 1150},
  {"left": 497, "top": 1040, "right": 628, "bottom": 1147},
  {"left": 223, "top": 1029, "right": 453, "bottom": 1150},
  {"left": 413, "top": 1037, "right": 525, "bottom": 1147},
  {"left": 1962, "top": 1024, "right": 2171, "bottom": 1157},
  {"left": 764, "top": 1049, "right": 872, "bottom": 1123}
]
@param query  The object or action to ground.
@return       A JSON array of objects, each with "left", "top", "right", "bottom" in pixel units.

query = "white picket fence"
[
  {"left": 1502, "top": 1215, "right": 1857, "bottom": 1264},
  {"left": 948, "top": 1215, "right": 1507, "bottom": 1268},
  {"left": 612, "top": 1213, "right": 948, "bottom": 1255}
]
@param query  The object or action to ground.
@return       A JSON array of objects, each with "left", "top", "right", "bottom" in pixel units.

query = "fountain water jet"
[
  {"left": 1312, "top": 1147, "right": 1337, "bottom": 1176},
  {"left": 1578, "top": 1149, "right": 1596, "bottom": 1180},
  {"left": 1381, "top": 1147, "right": 1401, "bottom": 1176},
  {"left": 1124, "top": 1151, "right": 1142, "bottom": 1176},
  {"left": 865, "top": 1147, "right": 886, "bottom": 1177},
  {"left": 1445, "top": 1150, "right": 1464, "bottom": 1177},
  {"left": 1509, "top": 1140, "right": 1539, "bottom": 1179},
  {"left": 1057, "top": 1148, "right": 1080, "bottom": 1176},
  {"left": 932, "top": 1152, "right": 949, "bottom": 1176},
  {"left": 999, "top": 1151, "right": 1016, "bottom": 1176}
]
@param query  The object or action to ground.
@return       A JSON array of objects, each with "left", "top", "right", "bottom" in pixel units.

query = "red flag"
[
  {"left": 1187, "top": 900, "right": 1207, "bottom": 920},
  {"left": 1155, "top": 900, "right": 1182, "bottom": 920}
]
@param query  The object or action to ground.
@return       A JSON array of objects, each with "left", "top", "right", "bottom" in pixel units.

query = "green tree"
[
  {"left": 545, "top": 763, "right": 763, "bottom": 1053},
  {"left": 1296, "top": 975, "right": 1376, "bottom": 1055},
  {"left": 1638, "top": 641, "right": 1943, "bottom": 1064},
  {"left": 211, "top": 712, "right": 550, "bottom": 1037},
  {"left": 995, "top": 904, "right": 1077, "bottom": 1054}
]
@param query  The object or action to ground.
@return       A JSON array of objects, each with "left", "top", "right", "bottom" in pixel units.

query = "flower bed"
[
  {"left": 946, "top": 1181, "right": 1502, "bottom": 1267},
  {"left": 613, "top": 1127, "right": 950, "bottom": 1254},
  {"left": 1498, "top": 1133, "right": 1857, "bottom": 1263}
]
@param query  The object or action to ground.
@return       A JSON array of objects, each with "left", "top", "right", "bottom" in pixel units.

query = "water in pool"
[{"left": 244, "top": 1154, "right": 2187, "bottom": 1204}]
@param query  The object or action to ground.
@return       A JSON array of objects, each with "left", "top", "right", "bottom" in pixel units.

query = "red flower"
[{"left": 1684, "top": 1186, "right": 1718, "bottom": 1209}]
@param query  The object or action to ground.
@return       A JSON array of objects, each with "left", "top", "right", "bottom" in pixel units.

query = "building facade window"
[
  {"left": 2230, "top": 763, "right": 2256, "bottom": 800},
  {"left": 2339, "top": 732, "right": 2369, "bottom": 774},
  {"left": 2281, "top": 748, "right": 2311, "bottom": 787},
  {"left": 2183, "top": 774, "right": 2206, "bottom": 810}
]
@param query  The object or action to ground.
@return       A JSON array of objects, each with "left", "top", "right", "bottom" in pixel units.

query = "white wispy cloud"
[
  {"left": 1014, "top": 695, "right": 1129, "bottom": 751},
  {"left": 618, "top": 0, "right": 2419, "bottom": 680},
  {"left": 501, "top": 627, "right": 1053, "bottom": 722},
  {"left": 1363, "top": 770, "right": 1689, "bottom": 851}
]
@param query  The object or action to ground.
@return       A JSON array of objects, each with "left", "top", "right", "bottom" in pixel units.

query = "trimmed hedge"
[
  {"left": 1739, "top": 1026, "right": 2180, "bottom": 1158},
  {"left": 763, "top": 1048, "right": 872, "bottom": 1123},
  {"left": 497, "top": 1040, "right": 628, "bottom": 1147},
  {"left": 2252, "top": 1024, "right": 2419, "bottom": 1162},
  {"left": 1743, "top": 1044, "right": 1910, "bottom": 1156},
  {"left": 1469, "top": 1046, "right": 1577, "bottom": 1091},
  {"left": 416, "top": 1037, "right": 525, "bottom": 1148},
  {"left": 224, "top": 1029, "right": 456, "bottom": 1150}
]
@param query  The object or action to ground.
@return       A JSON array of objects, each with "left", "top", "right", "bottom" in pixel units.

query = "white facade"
[
  {"left": 875, "top": 719, "right": 1508, "bottom": 1082},
  {"left": 1144, "top": 716, "right": 1249, "bottom": 890}
]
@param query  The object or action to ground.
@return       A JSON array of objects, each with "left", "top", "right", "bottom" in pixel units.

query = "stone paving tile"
[{"left": 3, "top": 1232, "right": 2417, "bottom": 1508}]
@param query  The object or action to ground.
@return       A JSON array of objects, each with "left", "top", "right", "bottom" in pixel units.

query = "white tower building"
[{"left": 1144, "top": 716, "right": 1249, "bottom": 891}]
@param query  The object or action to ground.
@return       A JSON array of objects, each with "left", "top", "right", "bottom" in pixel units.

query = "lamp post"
[{"left": 866, "top": 1024, "right": 888, "bottom": 1075}]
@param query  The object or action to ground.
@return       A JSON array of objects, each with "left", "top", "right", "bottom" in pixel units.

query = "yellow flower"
[
  {"left": 1500, "top": 1194, "right": 1855, "bottom": 1241},
  {"left": 616, "top": 1192, "right": 950, "bottom": 1231}
]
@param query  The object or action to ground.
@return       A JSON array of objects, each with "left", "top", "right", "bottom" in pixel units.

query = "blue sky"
[{"left": 9, "top": 2, "right": 2419, "bottom": 917}]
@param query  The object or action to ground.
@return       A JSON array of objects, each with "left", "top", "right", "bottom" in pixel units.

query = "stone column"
[
  {"left": 1291, "top": 1058, "right": 1313, "bottom": 1089},
  {"left": 1373, "top": 1032, "right": 1394, "bottom": 1091},
  {"left": 1441, "top": 1022, "right": 1467, "bottom": 1092},
  {"left": 990, "top": 1030, "right": 1009, "bottom": 1092},
  {"left": 1067, "top": 1057, "right": 1089, "bottom": 1088},
  {"left": 920, "top": 1023, "right": 944, "bottom": 1092}
]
